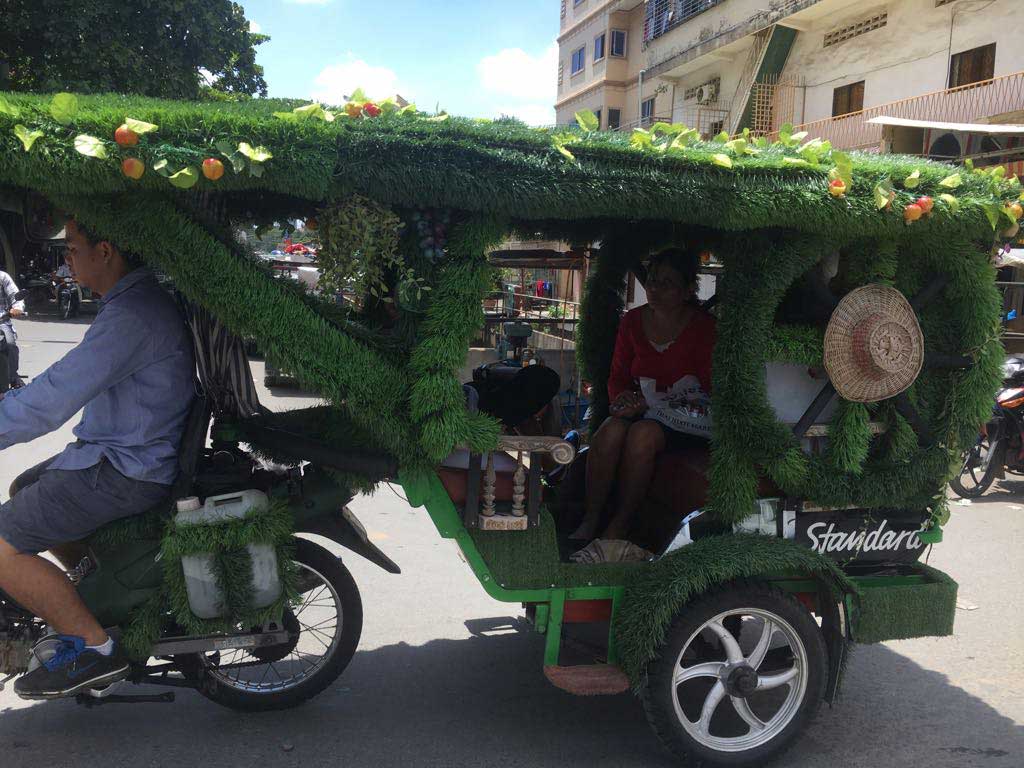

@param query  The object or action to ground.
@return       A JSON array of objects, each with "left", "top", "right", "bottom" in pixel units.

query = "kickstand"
[{"left": 75, "top": 691, "right": 175, "bottom": 707}]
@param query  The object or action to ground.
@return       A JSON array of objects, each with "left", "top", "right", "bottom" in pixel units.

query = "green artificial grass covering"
[
  {"left": 0, "top": 90, "right": 1010, "bottom": 525},
  {"left": 851, "top": 564, "right": 958, "bottom": 644},
  {"left": 469, "top": 508, "right": 643, "bottom": 590},
  {"left": 118, "top": 500, "right": 299, "bottom": 659},
  {"left": 615, "top": 534, "right": 857, "bottom": 690}
]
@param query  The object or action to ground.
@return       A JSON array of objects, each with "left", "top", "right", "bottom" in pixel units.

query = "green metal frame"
[{"left": 400, "top": 470, "right": 949, "bottom": 671}]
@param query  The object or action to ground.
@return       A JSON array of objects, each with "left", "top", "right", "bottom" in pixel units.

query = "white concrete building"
[{"left": 556, "top": 0, "right": 1024, "bottom": 153}]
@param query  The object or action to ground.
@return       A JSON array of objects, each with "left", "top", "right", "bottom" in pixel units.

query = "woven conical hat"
[{"left": 823, "top": 284, "right": 923, "bottom": 403}]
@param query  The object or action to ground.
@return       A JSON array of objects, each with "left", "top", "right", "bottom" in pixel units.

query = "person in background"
[
  {"left": 0, "top": 267, "right": 26, "bottom": 387},
  {"left": 570, "top": 247, "right": 716, "bottom": 555}
]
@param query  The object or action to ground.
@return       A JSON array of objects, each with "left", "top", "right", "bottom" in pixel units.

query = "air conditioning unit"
[{"left": 696, "top": 81, "right": 719, "bottom": 104}]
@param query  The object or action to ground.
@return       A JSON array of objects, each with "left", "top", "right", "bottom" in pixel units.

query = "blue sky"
[{"left": 240, "top": 0, "right": 559, "bottom": 124}]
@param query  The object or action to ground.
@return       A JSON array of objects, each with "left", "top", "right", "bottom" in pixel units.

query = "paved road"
[{"left": 1, "top": 315, "right": 1022, "bottom": 768}]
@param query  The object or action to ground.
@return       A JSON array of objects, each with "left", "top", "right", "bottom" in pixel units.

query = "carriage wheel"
[{"left": 642, "top": 583, "right": 827, "bottom": 767}]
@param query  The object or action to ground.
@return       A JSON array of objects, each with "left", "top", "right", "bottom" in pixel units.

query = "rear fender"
[{"left": 296, "top": 505, "right": 400, "bottom": 575}]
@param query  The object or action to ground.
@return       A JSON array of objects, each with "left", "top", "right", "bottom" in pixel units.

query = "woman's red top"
[{"left": 607, "top": 306, "right": 717, "bottom": 400}]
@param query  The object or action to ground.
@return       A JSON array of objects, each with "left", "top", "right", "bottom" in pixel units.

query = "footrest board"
[
  {"left": 543, "top": 664, "right": 630, "bottom": 696},
  {"left": 848, "top": 563, "right": 958, "bottom": 644}
]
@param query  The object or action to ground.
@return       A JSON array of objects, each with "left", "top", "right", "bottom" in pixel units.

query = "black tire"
[
  {"left": 185, "top": 538, "right": 362, "bottom": 712},
  {"left": 950, "top": 435, "right": 1002, "bottom": 498},
  {"left": 59, "top": 293, "right": 72, "bottom": 320},
  {"left": 641, "top": 582, "right": 827, "bottom": 768}
]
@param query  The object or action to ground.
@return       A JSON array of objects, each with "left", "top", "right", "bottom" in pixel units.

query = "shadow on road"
[
  {"left": 957, "top": 478, "right": 1024, "bottom": 505},
  {"left": 1, "top": 619, "right": 1021, "bottom": 768}
]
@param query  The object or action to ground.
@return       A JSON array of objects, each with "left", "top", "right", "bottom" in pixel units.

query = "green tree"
[{"left": 0, "top": 1, "right": 268, "bottom": 98}]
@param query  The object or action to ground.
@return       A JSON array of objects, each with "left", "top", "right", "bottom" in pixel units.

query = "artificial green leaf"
[
  {"left": 214, "top": 139, "right": 246, "bottom": 173},
  {"left": 712, "top": 131, "right": 730, "bottom": 143},
  {"left": 554, "top": 142, "right": 576, "bottom": 162},
  {"left": 168, "top": 166, "right": 199, "bottom": 189},
  {"left": 724, "top": 138, "right": 747, "bottom": 154},
  {"left": 349, "top": 88, "right": 368, "bottom": 103},
  {"left": 790, "top": 130, "right": 809, "bottom": 144},
  {"left": 73, "top": 134, "right": 107, "bottom": 159},
  {"left": 650, "top": 121, "right": 685, "bottom": 136},
  {"left": 873, "top": 180, "right": 895, "bottom": 210},
  {"left": 0, "top": 95, "right": 19, "bottom": 119},
  {"left": 237, "top": 142, "right": 273, "bottom": 163},
  {"left": 152, "top": 158, "right": 171, "bottom": 177},
  {"left": 938, "top": 193, "right": 960, "bottom": 213},
  {"left": 964, "top": 158, "right": 974, "bottom": 171},
  {"left": 124, "top": 117, "right": 158, "bottom": 135},
  {"left": 399, "top": 103, "right": 418, "bottom": 116},
  {"left": 936, "top": 506, "right": 951, "bottom": 526},
  {"left": 574, "top": 109, "right": 599, "bottom": 132},
  {"left": 50, "top": 93, "right": 79, "bottom": 124},
  {"left": 831, "top": 151, "right": 853, "bottom": 188},
  {"left": 13, "top": 125, "right": 44, "bottom": 151},
  {"left": 248, "top": 162, "right": 265, "bottom": 178},
  {"left": 291, "top": 103, "right": 334, "bottom": 122},
  {"left": 669, "top": 130, "right": 695, "bottom": 150},
  {"left": 273, "top": 111, "right": 298, "bottom": 121},
  {"left": 982, "top": 202, "right": 1001, "bottom": 230},
  {"left": 939, "top": 173, "right": 962, "bottom": 188},
  {"left": 782, "top": 156, "right": 810, "bottom": 167},
  {"left": 425, "top": 113, "right": 450, "bottom": 122},
  {"left": 630, "top": 128, "right": 653, "bottom": 149},
  {"left": 903, "top": 169, "right": 921, "bottom": 189},
  {"left": 754, "top": 136, "right": 769, "bottom": 149},
  {"left": 711, "top": 153, "right": 733, "bottom": 168}
]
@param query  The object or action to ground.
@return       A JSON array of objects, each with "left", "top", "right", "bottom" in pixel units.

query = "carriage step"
[
  {"left": 478, "top": 513, "right": 528, "bottom": 531},
  {"left": 543, "top": 664, "right": 630, "bottom": 696}
]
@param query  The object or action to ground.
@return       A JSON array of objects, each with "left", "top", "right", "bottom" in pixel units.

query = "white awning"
[{"left": 867, "top": 116, "right": 1024, "bottom": 134}]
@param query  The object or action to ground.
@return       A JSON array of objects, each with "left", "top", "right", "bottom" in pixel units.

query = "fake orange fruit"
[
  {"left": 121, "top": 157, "right": 145, "bottom": 180},
  {"left": 1009, "top": 202, "right": 1024, "bottom": 221},
  {"left": 916, "top": 196, "right": 934, "bottom": 215},
  {"left": 828, "top": 179, "right": 847, "bottom": 197},
  {"left": 114, "top": 125, "right": 139, "bottom": 147},
  {"left": 202, "top": 158, "right": 225, "bottom": 181},
  {"left": 904, "top": 203, "right": 923, "bottom": 222}
]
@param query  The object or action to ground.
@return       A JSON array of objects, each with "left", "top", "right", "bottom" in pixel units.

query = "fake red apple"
[
  {"left": 121, "top": 157, "right": 145, "bottom": 180},
  {"left": 363, "top": 102, "right": 381, "bottom": 118},
  {"left": 828, "top": 179, "right": 847, "bottom": 197},
  {"left": 114, "top": 124, "right": 139, "bottom": 147},
  {"left": 904, "top": 203, "right": 923, "bottom": 222},
  {"left": 916, "top": 196, "right": 934, "bottom": 215},
  {"left": 202, "top": 158, "right": 225, "bottom": 181}
]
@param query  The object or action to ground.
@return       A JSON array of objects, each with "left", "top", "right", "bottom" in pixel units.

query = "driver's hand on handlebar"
[
  {"left": 610, "top": 390, "right": 646, "bottom": 418},
  {"left": 9, "top": 308, "right": 24, "bottom": 318}
]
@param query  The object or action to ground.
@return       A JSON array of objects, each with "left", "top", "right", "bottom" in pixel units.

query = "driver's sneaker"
[{"left": 14, "top": 635, "right": 129, "bottom": 699}]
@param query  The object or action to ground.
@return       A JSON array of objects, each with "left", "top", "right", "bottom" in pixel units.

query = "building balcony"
[{"left": 784, "top": 70, "right": 1024, "bottom": 151}]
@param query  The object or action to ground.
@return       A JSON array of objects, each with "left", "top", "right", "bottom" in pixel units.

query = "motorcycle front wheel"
[
  {"left": 950, "top": 433, "right": 1002, "bottom": 498},
  {"left": 179, "top": 538, "right": 362, "bottom": 711}
]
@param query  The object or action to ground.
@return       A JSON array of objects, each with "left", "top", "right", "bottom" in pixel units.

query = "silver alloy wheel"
[
  {"left": 670, "top": 608, "right": 808, "bottom": 753},
  {"left": 202, "top": 560, "right": 342, "bottom": 694}
]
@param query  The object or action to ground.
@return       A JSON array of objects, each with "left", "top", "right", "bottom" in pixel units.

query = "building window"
[
  {"left": 644, "top": 0, "right": 725, "bottom": 42},
  {"left": 832, "top": 81, "right": 865, "bottom": 117},
  {"left": 949, "top": 43, "right": 996, "bottom": 88},
  {"left": 641, "top": 97, "right": 655, "bottom": 125},
  {"left": 571, "top": 46, "right": 586, "bottom": 76},
  {"left": 574, "top": 0, "right": 584, "bottom": 6},
  {"left": 610, "top": 29, "right": 627, "bottom": 57},
  {"left": 608, "top": 108, "right": 621, "bottom": 130},
  {"left": 594, "top": 33, "right": 606, "bottom": 62},
  {"left": 823, "top": 12, "right": 887, "bottom": 48}
]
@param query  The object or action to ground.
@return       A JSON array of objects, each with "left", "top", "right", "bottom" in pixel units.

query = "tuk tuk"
[{"left": 0, "top": 91, "right": 1012, "bottom": 766}]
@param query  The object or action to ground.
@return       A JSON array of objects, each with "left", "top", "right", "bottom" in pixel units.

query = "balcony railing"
[
  {"left": 644, "top": 0, "right": 726, "bottom": 43},
  {"left": 781, "top": 70, "right": 1024, "bottom": 151}
]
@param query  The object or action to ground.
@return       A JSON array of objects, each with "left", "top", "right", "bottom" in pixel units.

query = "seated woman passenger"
[{"left": 570, "top": 247, "right": 715, "bottom": 551}]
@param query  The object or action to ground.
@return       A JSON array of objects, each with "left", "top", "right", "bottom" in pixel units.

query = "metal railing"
[
  {"left": 776, "top": 70, "right": 1024, "bottom": 151},
  {"left": 643, "top": 0, "right": 726, "bottom": 43}
]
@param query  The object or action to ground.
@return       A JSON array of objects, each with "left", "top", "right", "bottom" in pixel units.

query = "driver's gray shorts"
[{"left": 0, "top": 455, "right": 169, "bottom": 554}]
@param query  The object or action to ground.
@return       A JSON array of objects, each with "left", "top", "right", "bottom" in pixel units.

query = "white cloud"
[
  {"left": 478, "top": 43, "right": 557, "bottom": 126},
  {"left": 249, "top": 20, "right": 262, "bottom": 33},
  {"left": 311, "top": 58, "right": 405, "bottom": 105}
]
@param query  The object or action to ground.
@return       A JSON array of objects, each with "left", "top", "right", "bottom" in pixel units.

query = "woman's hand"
[{"left": 610, "top": 390, "right": 646, "bottom": 418}]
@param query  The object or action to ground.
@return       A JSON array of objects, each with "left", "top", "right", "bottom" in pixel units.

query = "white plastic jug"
[{"left": 175, "top": 490, "right": 283, "bottom": 620}]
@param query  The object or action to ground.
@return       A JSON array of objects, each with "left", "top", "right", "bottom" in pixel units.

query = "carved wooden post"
[
  {"left": 512, "top": 452, "right": 526, "bottom": 516},
  {"left": 481, "top": 452, "right": 496, "bottom": 517}
]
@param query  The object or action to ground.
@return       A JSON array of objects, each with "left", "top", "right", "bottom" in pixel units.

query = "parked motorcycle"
[
  {"left": 52, "top": 274, "right": 80, "bottom": 319},
  {"left": 0, "top": 289, "right": 28, "bottom": 394},
  {"left": 951, "top": 355, "right": 1024, "bottom": 498}
]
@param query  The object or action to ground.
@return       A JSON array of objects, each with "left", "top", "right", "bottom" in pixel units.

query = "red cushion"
[{"left": 437, "top": 449, "right": 519, "bottom": 505}]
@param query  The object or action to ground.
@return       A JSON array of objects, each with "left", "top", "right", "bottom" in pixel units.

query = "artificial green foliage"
[
  {"left": 851, "top": 564, "right": 957, "bottom": 643},
  {"left": 316, "top": 194, "right": 406, "bottom": 298},
  {"left": 614, "top": 533, "right": 857, "bottom": 690},
  {"left": 161, "top": 500, "right": 298, "bottom": 638},
  {"left": 826, "top": 400, "right": 872, "bottom": 475},
  {"left": 0, "top": 91, "right": 1009, "bottom": 521}
]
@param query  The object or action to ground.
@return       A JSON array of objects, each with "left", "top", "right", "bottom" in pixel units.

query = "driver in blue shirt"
[{"left": 0, "top": 218, "right": 195, "bottom": 699}]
